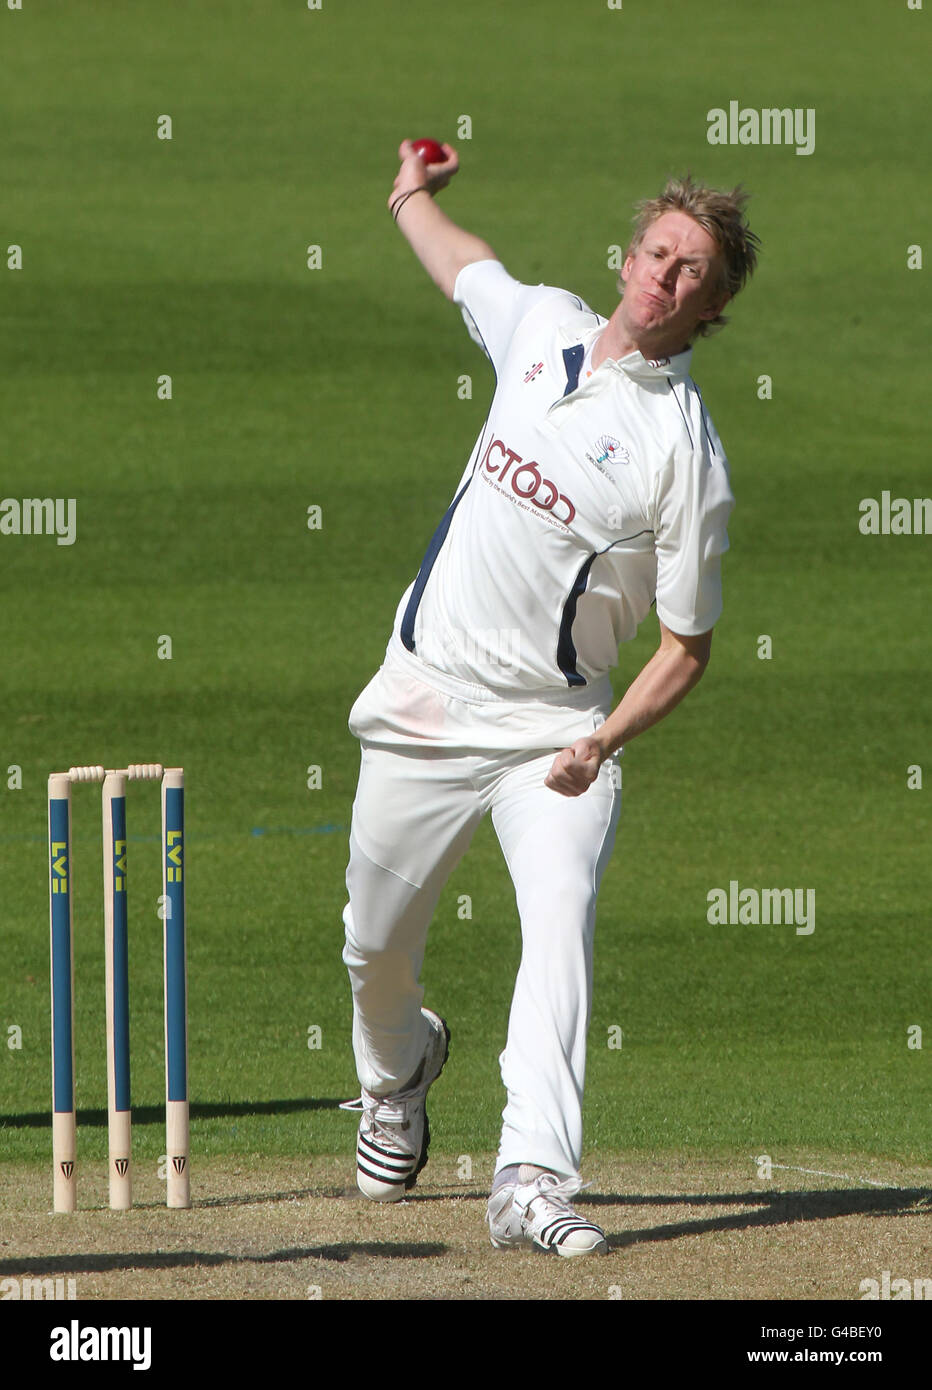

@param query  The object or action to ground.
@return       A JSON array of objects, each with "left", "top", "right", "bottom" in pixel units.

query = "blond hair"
[{"left": 620, "top": 174, "right": 760, "bottom": 337}]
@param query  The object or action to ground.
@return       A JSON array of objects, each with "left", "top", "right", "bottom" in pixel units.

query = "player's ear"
[
  {"left": 700, "top": 292, "right": 730, "bottom": 321},
  {"left": 700, "top": 258, "right": 730, "bottom": 319},
  {"left": 620, "top": 253, "right": 634, "bottom": 284}
]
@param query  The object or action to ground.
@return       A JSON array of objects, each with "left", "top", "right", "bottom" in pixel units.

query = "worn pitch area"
[{"left": 2, "top": 1153, "right": 929, "bottom": 1302}]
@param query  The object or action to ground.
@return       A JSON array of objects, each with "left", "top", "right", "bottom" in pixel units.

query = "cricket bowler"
[{"left": 340, "top": 140, "right": 760, "bottom": 1256}]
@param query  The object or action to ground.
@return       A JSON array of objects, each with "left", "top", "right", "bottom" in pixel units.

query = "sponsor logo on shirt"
[
  {"left": 523, "top": 362, "right": 544, "bottom": 384},
  {"left": 647, "top": 357, "right": 670, "bottom": 368},
  {"left": 480, "top": 436, "right": 576, "bottom": 528}
]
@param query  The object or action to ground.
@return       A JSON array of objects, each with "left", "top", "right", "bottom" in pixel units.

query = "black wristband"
[{"left": 390, "top": 185, "right": 432, "bottom": 221}]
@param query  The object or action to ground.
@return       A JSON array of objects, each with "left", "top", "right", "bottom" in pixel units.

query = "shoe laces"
[
  {"left": 339, "top": 1041, "right": 435, "bottom": 1129},
  {"left": 521, "top": 1172, "right": 588, "bottom": 1215},
  {"left": 340, "top": 1091, "right": 414, "bottom": 1144}
]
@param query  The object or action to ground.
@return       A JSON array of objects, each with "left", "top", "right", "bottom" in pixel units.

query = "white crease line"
[{"left": 769, "top": 1162, "right": 898, "bottom": 1190}]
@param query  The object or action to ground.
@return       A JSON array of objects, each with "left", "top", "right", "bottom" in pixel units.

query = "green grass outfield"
[{"left": 1, "top": 0, "right": 929, "bottom": 1189}]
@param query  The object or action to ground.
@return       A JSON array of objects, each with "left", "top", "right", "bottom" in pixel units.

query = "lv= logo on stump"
[{"left": 48, "top": 763, "right": 189, "bottom": 1212}]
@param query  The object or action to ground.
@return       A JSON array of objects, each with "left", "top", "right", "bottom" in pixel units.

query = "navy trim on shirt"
[
  {"left": 562, "top": 344, "right": 585, "bottom": 397},
  {"left": 556, "top": 552, "right": 599, "bottom": 686},
  {"left": 400, "top": 478, "right": 473, "bottom": 653},
  {"left": 556, "top": 530, "right": 654, "bottom": 687}
]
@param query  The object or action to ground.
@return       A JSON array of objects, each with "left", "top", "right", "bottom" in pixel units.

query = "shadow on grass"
[
  {"left": 412, "top": 1181, "right": 931, "bottom": 1234},
  {"left": 2, "top": 1098, "right": 347, "bottom": 1128},
  {"left": 0, "top": 1244, "right": 447, "bottom": 1278},
  {"left": 576, "top": 1186, "right": 932, "bottom": 1250}
]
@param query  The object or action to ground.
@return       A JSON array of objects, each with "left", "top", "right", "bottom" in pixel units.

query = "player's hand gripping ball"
[
  {"left": 411, "top": 138, "right": 448, "bottom": 165},
  {"left": 390, "top": 139, "right": 457, "bottom": 214}
]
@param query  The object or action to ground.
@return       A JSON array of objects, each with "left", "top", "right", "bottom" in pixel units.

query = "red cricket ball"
[{"left": 411, "top": 138, "right": 447, "bottom": 165}]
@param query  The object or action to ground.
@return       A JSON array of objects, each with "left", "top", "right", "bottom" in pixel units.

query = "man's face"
[{"left": 618, "top": 211, "right": 729, "bottom": 353}]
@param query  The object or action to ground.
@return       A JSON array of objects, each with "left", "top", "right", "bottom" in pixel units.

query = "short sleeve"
[
  {"left": 453, "top": 260, "right": 564, "bottom": 375},
  {"left": 653, "top": 445, "right": 735, "bottom": 636}
]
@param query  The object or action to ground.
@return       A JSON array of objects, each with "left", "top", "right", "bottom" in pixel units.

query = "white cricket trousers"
[{"left": 342, "top": 741, "right": 620, "bottom": 1183}]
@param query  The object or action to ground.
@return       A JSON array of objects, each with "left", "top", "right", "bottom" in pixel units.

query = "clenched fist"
[{"left": 545, "top": 737, "right": 605, "bottom": 797}]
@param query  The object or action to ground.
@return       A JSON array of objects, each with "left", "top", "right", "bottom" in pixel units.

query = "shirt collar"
[{"left": 611, "top": 346, "right": 693, "bottom": 381}]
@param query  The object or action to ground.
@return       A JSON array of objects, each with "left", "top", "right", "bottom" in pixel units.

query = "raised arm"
[{"left": 388, "top": 139, "right": 498, "bottom": 300}]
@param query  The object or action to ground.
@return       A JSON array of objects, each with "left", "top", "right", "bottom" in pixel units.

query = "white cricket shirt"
[{"left": 389, "top": 259, "right": 734, "bottom": 696}]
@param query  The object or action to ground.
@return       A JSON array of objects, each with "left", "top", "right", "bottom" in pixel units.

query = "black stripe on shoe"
[
  {"left": 540, "top": 1216, "right": 605, "bottom": 1246},
  {"left": 358, "top": 1136, "right": 414, "bottom": 1169},
  {"left": 357, "top": 1156, "right": 414, "bottom": 1183},
  {"left": 357, "top": 1158, "right": 409, "bottom": 1186},
  {"left": 357, "top": 1146, "right": 416, "bottom": 1176}
]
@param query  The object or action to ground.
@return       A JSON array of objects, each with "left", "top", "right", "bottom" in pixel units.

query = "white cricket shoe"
[
  {"left": 487, "top": 1171, "right": 609, "bottom": 1256},
  {"left": 341, "top": 1008, "right": 450, "bottom": 1202}
]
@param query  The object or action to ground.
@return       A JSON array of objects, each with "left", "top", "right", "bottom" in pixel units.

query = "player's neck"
[{"left": 593, "top": 322, "right": 689, "bottom": 370}]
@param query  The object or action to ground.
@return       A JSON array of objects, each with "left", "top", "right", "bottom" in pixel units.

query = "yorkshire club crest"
[{"left": 592, "top": 435, "right": 630, "bottom": 467}]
